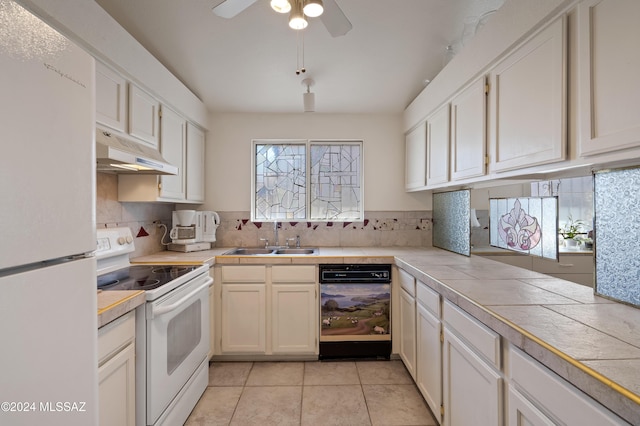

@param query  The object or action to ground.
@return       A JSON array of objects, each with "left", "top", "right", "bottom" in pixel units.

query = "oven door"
[{"left": 146, "top": 272, "right": 212, "bottom": 425}]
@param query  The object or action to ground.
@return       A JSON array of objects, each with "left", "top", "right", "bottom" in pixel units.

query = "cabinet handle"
[{"left": 558, "top": 263, "right": 574, "bottom": 267}]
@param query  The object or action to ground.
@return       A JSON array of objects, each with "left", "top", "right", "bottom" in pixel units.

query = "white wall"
[{"left": 203, "top": 113, "right": 431, "bottom": 212}]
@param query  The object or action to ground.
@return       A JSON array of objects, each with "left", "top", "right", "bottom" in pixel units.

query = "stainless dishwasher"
[{"left": 319, "top": 264, "right": 392, "bottom": 359}]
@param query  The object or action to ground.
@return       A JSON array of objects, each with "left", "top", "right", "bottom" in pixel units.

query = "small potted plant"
[{"left": 559, "top": 215, "right": 585, "bottom": 247}]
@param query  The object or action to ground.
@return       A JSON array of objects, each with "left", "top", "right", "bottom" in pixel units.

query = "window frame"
[{"left": 251, "top": 139, "right": 364, "bottom": 222}]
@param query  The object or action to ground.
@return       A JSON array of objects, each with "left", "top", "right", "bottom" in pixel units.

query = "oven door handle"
[{"left": 150, "top": 276, "right": 213, "bottom": 318}]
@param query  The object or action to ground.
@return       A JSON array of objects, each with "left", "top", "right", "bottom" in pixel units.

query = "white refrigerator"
[{"left": 0, "top": 1, "right": 98, "bottom": 425}]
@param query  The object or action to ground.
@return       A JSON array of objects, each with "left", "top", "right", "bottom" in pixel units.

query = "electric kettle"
[{"left": 201, "top": 211, "right": 220, "bottom": 242}]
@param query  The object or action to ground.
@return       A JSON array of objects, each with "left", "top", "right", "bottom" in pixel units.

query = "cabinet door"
[
  {"left": 426, "top": 104, "right": 450, "bottom": 186},
  {"left": 221, "top": 284, "right": 266, "bottom": 353},
  {"left": 451, "top": 77, "right": 487, "bottom": 180},
  {"left": 443, "top": 328, "right": 502, "bottom": 426},
  {"left": 208, "top": 281, "right": 214, "bottom": 360},
  {"left": 416, "top": 303, "right": 442, "bottom": 424},
  {"left": 186, "top": 122, "right": 206, "bottom": 203},
  {"left": 507, "top": 386, "right": 555, "bottom": 426},
  {"left": 399, "top": 288, "right": 416, "bottom": 379},
  {"left": 272, "top": 284, "right": 317, "bottom": 354},
  {"left": 96, "top": 62, "right": 126, "bottom": 133},
  {"left": 405, "top": 122, "right": 427, "bottom": 190},
  {"left": 98, "top": 342, "right": 135, "bottom": 426},
  {"left": 159, "top": 106, "right": 186, "bottom": 200},
  {"left": 129, "top": 84, "right": 160, "bottom": 147},
  {"left": 578, "top": 0, "right": 640, "bottom": 156},
  {"left": 489, "top": 17, "right": 566, "bottom": 172}
]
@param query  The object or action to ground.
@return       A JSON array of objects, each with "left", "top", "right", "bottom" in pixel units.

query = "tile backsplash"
[
  {"left": 212, "top": 211, "right": 433, "bottom": 248},
  {"left": 97, "top": 173, "right": 174, "bottom": 258},
  {"left": 97, "top": 173, "right": 433, "bottom": 256}
]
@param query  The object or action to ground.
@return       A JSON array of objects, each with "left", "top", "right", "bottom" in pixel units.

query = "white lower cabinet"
[
  {"left": 208, "top": 277, "right": 215, "bottom": 360},
  {"left": 443, "top": 300, "right": 502, "bottom": 426},
  {"left": 416, "top": 280, "right": 442, "bottom": 424},
  {"left": 98, "top": 311, "right": 136, "bottom": 426},
  {"left": 507, "top": 385, "right": 555, "bottom": 426},
  {"left": 221, "top": 283, "right": 266, "bottom": 353},
  {"left": 398, "top": 269, "right": 417, "bottom": 380},
  {"left": 507, "top": 344, "right": 628, "bottom": 425},
  {"left": 218, "top": 265, "right": 317, "bottom": 356}
]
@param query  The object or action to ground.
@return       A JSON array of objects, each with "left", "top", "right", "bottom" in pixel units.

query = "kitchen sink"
[
  {"left": 273, "top": 248, "right": 317, "bottom": 255},
  {"left": 222, "top": 248, "right": 275, "bottom": 255},
  {"left": 222, "top": 247, "right": 318, "bottom": 255}
]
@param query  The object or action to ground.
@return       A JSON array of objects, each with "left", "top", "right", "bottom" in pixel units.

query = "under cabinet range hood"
[{"left": 95, "top": 129, "right": 178, "bottom": 175}]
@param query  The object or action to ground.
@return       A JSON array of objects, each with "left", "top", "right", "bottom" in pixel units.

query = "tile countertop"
[
  {"left": 131, "top": 246, "right": 639, "bottom": 423},
  {"left": 97, "top": 290, "right": 145, "bottom": 328}
]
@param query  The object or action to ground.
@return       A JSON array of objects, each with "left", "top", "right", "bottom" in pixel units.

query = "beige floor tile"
[
  {"left": 230, "top": 386, "right": 302, "bottom": 426},
  {"left": 245, "top": 361, "right": 304, "bottom": 386},
  {"left": 363, "top": 384, "right": 437, "bottom": 426},
  {"left": 209, "top": 362, "right": 253, "bottom": 386},
  {"left": 185, "top": 386, "right": 243, "bottom": 426},
  {"left": 356, "top": 360, "right": 414, "bottom": 384},
  {"left": 303, "top": 361, "right": 360, "bottom": 385},
  {"left": 301, "top": 385, "right": 371, "bottom": 426}
]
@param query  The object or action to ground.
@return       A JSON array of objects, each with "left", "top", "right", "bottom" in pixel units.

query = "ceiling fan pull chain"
[
  {"left": 301, "top": 29, "right": 306, "bottom": 73},
  {"left": 295, "top": 29, "right": 300, "bottom": 74}
]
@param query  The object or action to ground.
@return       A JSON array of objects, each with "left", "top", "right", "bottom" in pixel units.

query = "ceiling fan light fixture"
[
  {"left": 303, "top": 0, "right": 323, "bottom": 18},
  {"left": 270, "top": 0, "right": 291, "bottom": 14},
  {"left": 289, "top": 0, "right": 308, "bottom": 29}
]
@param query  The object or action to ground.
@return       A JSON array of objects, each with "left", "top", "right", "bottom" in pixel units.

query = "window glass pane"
[
  {"left": 254, "top": 143, "right": 306, "bottom": 220},
  {"left": 310, "top": 142, "right": 363, "bottom": 221}
]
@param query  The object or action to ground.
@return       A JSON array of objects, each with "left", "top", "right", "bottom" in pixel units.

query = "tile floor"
[{"left": 185, "top": 360, "right": 438, "bottom": 426}]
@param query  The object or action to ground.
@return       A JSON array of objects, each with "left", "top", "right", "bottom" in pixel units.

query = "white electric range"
[{"left": 96, "top": 227, "right": 211, "bottom": 426}]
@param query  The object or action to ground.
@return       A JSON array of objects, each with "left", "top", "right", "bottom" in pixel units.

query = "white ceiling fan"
[{"left": 212, "top": 0, "right": 353, "bottom": 37}]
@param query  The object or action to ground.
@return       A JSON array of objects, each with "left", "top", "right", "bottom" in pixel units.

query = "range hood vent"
[{"left": 95, "top": 129, "right": 178, "bottom": 175}]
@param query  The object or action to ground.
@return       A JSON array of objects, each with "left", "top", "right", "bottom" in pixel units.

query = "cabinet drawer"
[
  {"left": 509, "top": 345, "right": 625, "bottom": 425},
  {"left": 443, "top": 300, "right": 500, "bottom": 368},
  {"left": 271, "top": 265, "right": 316, "bottom": 283},
  {"left": 416, "top": 280, "right": 440, "bottom": 317},
  {"left": 98, "top": 310, "right": 135, "bottom": 365},
  {"left": 398, "top": 268, "right": 416, "bottom": 297},
  {"left": 221, "top": 265, "right": 266, "bottom": 283},
  {"left": 532, "top": 254, "right": 593, "bottom": 274}
]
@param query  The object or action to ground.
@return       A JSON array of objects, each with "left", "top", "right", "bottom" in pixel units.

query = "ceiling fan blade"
[
  {"left": 211, "top": 0, "right": 258, "bottom": 19},
  {"left": 320, "top": 0, "right": 353, "bottom": 37}
]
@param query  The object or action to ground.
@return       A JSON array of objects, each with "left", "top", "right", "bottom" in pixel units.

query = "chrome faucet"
[{"left": 273, "top": 221, "right": 279, "bottom": 247}]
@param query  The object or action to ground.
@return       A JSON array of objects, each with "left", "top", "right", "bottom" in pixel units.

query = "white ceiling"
[{"left": 94, "top": 0, "right": 504, "bottom": 114}]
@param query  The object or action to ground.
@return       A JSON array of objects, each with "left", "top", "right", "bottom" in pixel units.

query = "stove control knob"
[
  {"left": 126, "top": 235, "right": 133, "bottom": 244},
  {"left": 117, "top": 236, "right": 126, "bottom": 245}
]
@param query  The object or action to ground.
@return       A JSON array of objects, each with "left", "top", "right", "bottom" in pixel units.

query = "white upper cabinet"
[
  {"left": 578, "top": 0, "right": 640, "bottom": 156},
  {"left": 159, "top": 106, "right": 186, "bottom": 201},
  {"left": 405, "top": 122, "right": 427, "bottom": 191},
  {"left": 450, "top": 77, "right": 487, "bottom": 181},
  {"left": 128, "top": 84, "right": 160, "bottom": 148},
  {"left": 426, "top": 104, "right": 450, "bottom": 186},
  {"left": 96, "top": 61, "right": 127, "bottom": 133},
  {"left": 186, "top": 122, "right": 206, "bottom": 203},
  {"left": 488, "top": 16, "right": 567, "bottom": 172}
]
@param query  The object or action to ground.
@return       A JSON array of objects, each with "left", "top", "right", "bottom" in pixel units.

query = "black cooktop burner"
[{"left": 97, "top": 264, "right": 199, "bottom": 291}]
